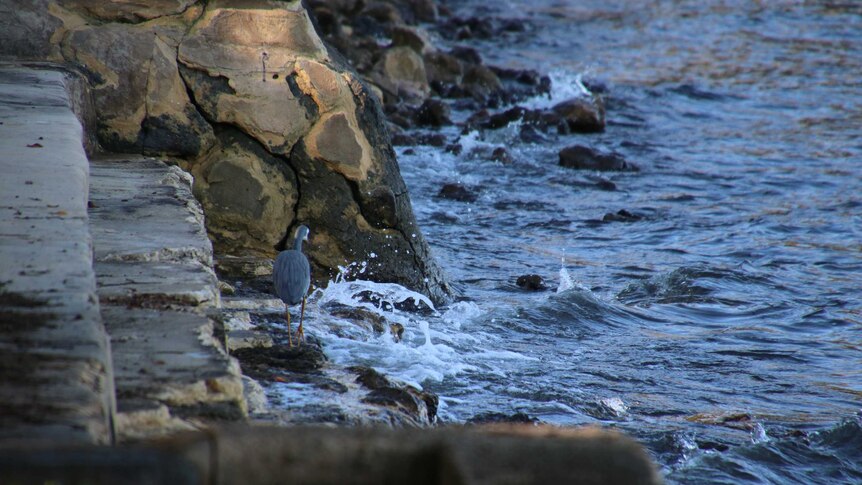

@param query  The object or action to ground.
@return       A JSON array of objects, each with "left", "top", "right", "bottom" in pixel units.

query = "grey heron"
[{"left": 273, "top": 225, "right": 311, "bottom": 346}]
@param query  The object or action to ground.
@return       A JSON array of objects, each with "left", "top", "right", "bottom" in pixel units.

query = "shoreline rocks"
[{"left": 559, "top": 145, "right": 638, "bottom": 172}]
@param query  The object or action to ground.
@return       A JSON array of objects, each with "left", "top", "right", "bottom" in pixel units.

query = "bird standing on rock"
[{"left": 273, "top": 225, "right": 311, "bottom": 346}]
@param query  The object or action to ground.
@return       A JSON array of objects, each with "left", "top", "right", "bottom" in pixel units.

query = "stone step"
[
  {"left": 0, "top": 66, "right": 115, "bottom": 446},
  {"left": 88, "top": 156, "right": 246, "bottom": 440}
]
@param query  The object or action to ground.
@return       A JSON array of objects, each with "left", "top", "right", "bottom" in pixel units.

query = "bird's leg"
[
  {"left": 296, "top": 296, "right": 307, "bottom": 345},
  {"left": 286, "top": 309, "right": 294, "bottom": 348}
]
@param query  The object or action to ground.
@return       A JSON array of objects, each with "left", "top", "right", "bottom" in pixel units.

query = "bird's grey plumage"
[{"left": 273, "top": 225, "right": 310, "bottom": 306}]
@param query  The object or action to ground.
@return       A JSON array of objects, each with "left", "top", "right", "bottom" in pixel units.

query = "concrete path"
[
  {"left": 89, "top": 156, "right": 245, "bottom": 440},
  {"left": 0, "top": 66, "right": 115, "bottom": 445}
]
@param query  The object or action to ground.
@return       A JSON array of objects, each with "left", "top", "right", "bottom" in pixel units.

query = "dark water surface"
[{"left": 293, "top": 1, "right": 862, "bottom": 483}]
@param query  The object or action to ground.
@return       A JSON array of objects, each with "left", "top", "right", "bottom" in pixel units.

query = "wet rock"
[
  {"left": 310, "top": 6, "right": 341, "bottom": 37},
  {"left": 445, "top": 143, "right": 463, "bottom": 155},
  {"left": 391, "top": 25, "right": 433, "bottom": 54},
  {"left": 449, "top": 46, "right": 484, "bottom": 65},
  {"left": 462, "top": 65, "right": 504, "bottom": 102},
  {"left": 595, "top": 179, "right": 618, "bottom": 191},
  {"left": 359, "top": 186, "right": 399, "bottom": 228},
  {"left": 519, "top": 125, "right": 549, "bottom": 144},
  {"left": 602, "top": 209, "right": 643, "bottom": 222},
  {"left": 351, "top": 366, "right": 438, "bottom": 424},
  {"left": 233, "top": 341, "right": 327, "bottom": 376},
  {"left": 423, "top": 51, "right": 464, "bottom": 86},
  {"left": 441, "top": 17, "right": 494, "bottom": 40},
  {"left": 482, "top": 106, "right": 528, "bottom": 129},
  {"left": 389, "top": 323, "right": 405, "bottom": 342},
  {"left": 437, "top": 183, "right": 478, "bottom": 202},
  {"left": 491, "top": 66, "right": 553, "bottom": 102},
  {"left": 516, "top": 274, "right": 548, "bottom": 291},
  {"left": 415, "top": 98, "right": 451, "bottom": 126},
  {"left": 215, "top": 256, "right": 274, "bottom": 279},
  {"left": 559, "top": 145, "right": 638, "bottom": 172},
  {"left": 352, "top": 290, "right": 435, "bottom": 314},
  {"left": 490, "top": 147, "right": 515, "bottom": 164},
  {"left": 362, "top": 2, "right": 405, "bottom": 26},
  {"left": 551, "top": 95, "right": 606, "bottom": 133},
  {"left": 467, "top": 412, "right": 541, "bottom": 424},
  {"left": 373, "top": 46, "right": 430, "bottom": 105},
  {"left": 405, "top": 0, "right": 439, "bottom": 23}
]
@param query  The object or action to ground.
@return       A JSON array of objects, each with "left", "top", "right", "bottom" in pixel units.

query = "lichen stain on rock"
[
  {"left": 305, "top": 112, "right": 373, "bottom": 181},
  {"left": 192, "top": 127, "right": 297, "bottom": 256}
]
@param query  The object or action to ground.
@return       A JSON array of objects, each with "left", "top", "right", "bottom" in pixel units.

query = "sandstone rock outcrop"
[{"left": 2, "top": 0, "right": 450, "bottom": 302}]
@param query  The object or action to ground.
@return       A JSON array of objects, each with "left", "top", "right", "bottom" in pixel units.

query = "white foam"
[
  {"left": 557, "top": 259, "right": 590, "bottom": 294},
  {"left": 526, "top": 69, "right": 594, "bottom": 110},
  {"left": 299, "top": 267, "right": 533, "bottom": 394}
]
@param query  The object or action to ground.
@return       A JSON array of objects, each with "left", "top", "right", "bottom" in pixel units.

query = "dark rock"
[
  {"left": 359, "top": 186, "right": 399, "bottom": 228},
  {"left": 483, "top": 106, "right": 528, "bottom": 129},
  {"left": 311, "top": 6, "right": 341, "bottom": 37},
  {"left": 445, "top": 143, "right": 463, "bottom": 155},
  {"left": 415, "top": 98, "right": 451, "bottom": 127},
  {"left": 352, "top": 290, "right": 435, "bottom": 314},
  {"left": 462, "top": 65, "right": 503, "bottom": 102},
  {"left": 405, "top": 0, "right": 438, "bottom": 22},
  {"left": 515, "top": 274, "right": 548, "bottom": 291},
  {"left": 602, "top": 209, "right": 643, "bottom": 222},
  {"left": 519, "top": 125, "right": 548, "bottom": 144},
  {"left": 437, "top": 183, "right": 478, "bottom": 202},
  {"left": 467, "top": 411, "right": 541, "bottom": 424},
  {"left": 449, "top": 46, "right": 483, "bottom": 65},
  {"left": 551, "top": 96, "right": 606, "bottom": 133},
  {"left": 391, "top": 25, "right": 432, "bottom": 53},
  {"left": 490, "top": 147, "right": 514, "bottom": 164},
  {"left": 326, "top": 305, "right": 404, "bottom": 341},
  {"left": 362, "top": 2, "right": 404, "bottom": 25},
  {"left": 595, "top": 179, "right": 617, "bottom": 191},
  {"left": 413, "top": 133, "right": 447, "bottom": 147},
  {"left": 351, "top": 366, "right": 438, "bottom": 423},
  {"left": 391, "top": 132, "right": 416, "bottom": 146},
  {"left": 559, "top": 145, "right": 638, "bottom": 172},
  {"left": 423, "top": 51, "right": 463, "bottom": 86},
  {"left": 233, "top": 341, "right": 327, "bottom": 375},
  {"left": 389, "top": 323, "right": 405, "bottom": 342}
]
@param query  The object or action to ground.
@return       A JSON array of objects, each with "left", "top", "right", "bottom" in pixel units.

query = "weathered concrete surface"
[
  {"left": 0, "top": 66, "right": 115, "bottom": 445},
  {"left": 0, "top": 425, "right": 661, "bottom": 484},
  {"left": 89, "top": 156, "right": 245, "bottom": 440}
]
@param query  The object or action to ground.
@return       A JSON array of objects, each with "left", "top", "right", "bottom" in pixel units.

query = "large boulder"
[
  {"left": 59, "top": 16, "right": 214, "bottom": 156},
  {"left": 0, "top": 0, "right": 451, "bottom": 302}
]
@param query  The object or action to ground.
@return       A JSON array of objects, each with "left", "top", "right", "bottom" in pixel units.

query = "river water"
[{"left": 286, "top": 1, "right": 862, "bottom": 482}]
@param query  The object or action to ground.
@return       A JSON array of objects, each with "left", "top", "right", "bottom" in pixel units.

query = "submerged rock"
[
  {"left": 467, "top": 411, "right": 541, "bottom": 425},
  {"left": 559, "top": 145, "right": 638, "bottom": 172},
  {"left": 516, "top": 274, "right": 548, "bottom": 291},
  {"left": 415, "top": 98, "right": 452, "bottom": 127},
  {"left": 437, "top": 183, "right": 479, "bottom": 202},
  {"left": 602, "top": 209, "right": 644, "bottom": 222},
  {"left": 490, "top": 147, "right": 515, "bottom": 164}
]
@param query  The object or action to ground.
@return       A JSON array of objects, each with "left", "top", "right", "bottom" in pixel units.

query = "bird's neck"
[{"left": 293, "top": 237, "right": 304, "bottom": 251}]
